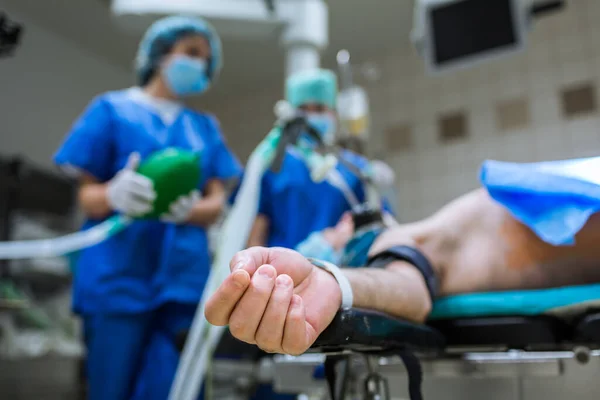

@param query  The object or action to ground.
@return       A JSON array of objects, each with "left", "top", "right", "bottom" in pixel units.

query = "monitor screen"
[{"left": 430, "top": 0, "right": 519, "bottom": 66}]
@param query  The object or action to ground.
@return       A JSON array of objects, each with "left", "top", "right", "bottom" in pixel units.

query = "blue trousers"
[
  {"left": 82, "top": 302, "right": 201, "bottom": 400},
  {"left": 83, "top": 303, "right": 296, "bottom": 400}
]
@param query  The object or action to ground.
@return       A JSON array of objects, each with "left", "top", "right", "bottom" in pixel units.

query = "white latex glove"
[
  {"left": 106, "top": 152, "right": 156, "bottom": 216},
  {"left": 160, "top": 190, "right": 201, "bottom": 224},
  {"left": 370, "top": 160, "right": 396, "bottom": 189}
]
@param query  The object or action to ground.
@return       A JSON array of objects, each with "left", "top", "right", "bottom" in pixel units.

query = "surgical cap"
[
  {"left": 135, "top": 15, "right": 223, "bottom": 87},
  {"left": 286, "top": 69, "right": 338, "bottom": 110}
]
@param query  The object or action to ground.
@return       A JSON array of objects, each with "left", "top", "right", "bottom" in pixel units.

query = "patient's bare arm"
[
  {"left": 205, "top": 187, "right": 600, "bottom": 355},
  {"left": 344, "top": 263, "right": 432, "bottom": 323},
  {"left": 371, "top": 187, "right": 600, "bottom": 295},
  {"left": 205, "top": 247, "right": 432, "bottom": 355},
  {"left": 204, "top": 193, "right": 468, "bottom": 355}
]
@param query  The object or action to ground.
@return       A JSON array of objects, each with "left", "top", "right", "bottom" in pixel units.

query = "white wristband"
[{"left": 307, "top": 258, "right": 354, "bottom": 309}]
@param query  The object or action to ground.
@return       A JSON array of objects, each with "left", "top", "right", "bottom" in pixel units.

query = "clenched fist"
[{"left": 205, "top": 247, "right": 342, "bottom": 355}]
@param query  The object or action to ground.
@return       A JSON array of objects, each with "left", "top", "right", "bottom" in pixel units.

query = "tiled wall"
[
  {"left": 370, "top": 0, "right": 600, "bottom": 221},
  {"left": 206, "top": 87, "right": 283, "bottom": 163},
  {"left": 210, "top": 0, "right": 600, "bottom": 223}
]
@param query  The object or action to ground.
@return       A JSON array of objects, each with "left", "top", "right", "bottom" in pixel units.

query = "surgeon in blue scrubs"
[
  {"left": 53, "top": 16, "right": 242, "bottom": 400},
  {"left": 247, "top": 68, "right": 387, "bottom": 250}
]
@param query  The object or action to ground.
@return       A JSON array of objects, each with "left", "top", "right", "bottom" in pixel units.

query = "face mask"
[
  {"left": 162, "top": 55, "right": 209, "bottom": 97},
  {"left": 306, "top": 113, "right": 337, "bottom": 145}
]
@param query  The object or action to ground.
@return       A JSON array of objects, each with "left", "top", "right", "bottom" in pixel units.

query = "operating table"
[
  {"left": 270, "top": 283, "right": 600, "bottom": 400},
  {"left": 200, "top": 283, "right": 600, "bottom": 400}
]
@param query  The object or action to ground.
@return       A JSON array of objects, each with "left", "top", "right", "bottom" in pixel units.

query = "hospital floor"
[
  {"left": 387, "top": 356, "right": 600, "bottom": 400},
  {"left": 0, "top": 356, "right": 84, "bottom": 400},
  {"left": 1, "top": 357, "right": 598, "bottom": 399}
]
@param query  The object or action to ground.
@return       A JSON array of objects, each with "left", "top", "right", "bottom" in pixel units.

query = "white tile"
[
  {"left": 526, "top": 39, "right": 553, "bottom": 66},
  {"left": 413, "top": 120, "right": 437, "bottom": 149},
  {"left": 412, "top": 177, "right": 429, "bottom": 201},
  {"left": 411, "top": 75, "right": 430, "bottom": 97},
  {"left": 443, "top": 140, "right": 470, "bottom": 170},
  {"left": 390, "top": 96, "right": 412, "bottom": 122},
  {"left": 530, "top": 91, "right": 562, "bottom": 125},
  {"left": 388, "top": 79, "right": 410, "bottom": 102},
  {"left": 438, "top": 92, "right": 466, "bottom": 114},
  {"left": 533, "top": 124, "right": 570, "bottom": 161},
  {"left": 413, "top": 94, "right": 435, "bottom": 123},
  {"left": 469, "top": 104, "right": 494, "bottom": 136},
  {"left": 500, "top": 130, "right": 535, "bottom": 162},
  {"left": 563, "top": 116, "right": 600, "bottom": 157},
  {"left": 527, "top": 68, "right": 558, "bottom": 95},
  {"left": 465, "top": 83, "right": 492, "bottom": 108},
  {"left": 587, "top": 31, "right": 600, "bottom": 61},
  {"left": 392, "top": 153, "right": 420, "bottom": 183},
  {"left": 472, "top": 135, "right": 497, "bottom": 161},
  {"left": 556, "top": 34, "right": 587, "bottom": 65},
  {"left": 542, "top": 12, "right": 564, "bottom": 37},
  {"left": 562, "top": 115, "right": 600, "bottom": 136},
  {"left": 534, "top": 17, "right": 554, "bottom": 41},
  {"left": 421, "top": 147, "right": 446, "bottom": 177},
  {"left": 559, "top": 60, "right": 593, "bottom": 86}
]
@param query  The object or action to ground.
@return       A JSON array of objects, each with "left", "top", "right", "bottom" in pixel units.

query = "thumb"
[
  {"left": 125, "top": 152, "right": 141, "bottom": 171},
  {"left": 188, "top": 189, "right": 201, "bottom": 202}
]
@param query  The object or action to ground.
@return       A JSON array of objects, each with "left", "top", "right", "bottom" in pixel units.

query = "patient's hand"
[
  {"left": 205, "top": 247, "right": 342, "bottom": 355},
  {"left": 322, "top": 211, "right": 354, "bottom": 251}
]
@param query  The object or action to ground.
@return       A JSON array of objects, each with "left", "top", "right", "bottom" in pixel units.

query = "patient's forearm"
[{"left": 343, "top": 261, "right": 432, "bottom": 323}]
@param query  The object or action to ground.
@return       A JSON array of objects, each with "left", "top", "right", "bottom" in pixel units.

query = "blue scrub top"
[
  {"left": 258, "top": 148, "right": 387, "bottom": 249},
  {"left": 54, "top": 88, "right": 242, "bottom": 315}
]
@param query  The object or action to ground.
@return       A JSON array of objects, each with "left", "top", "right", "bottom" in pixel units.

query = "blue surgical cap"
[
  {"left": 135, "top": 15, "right": 223, "bottom": 87},
  {"left": 286, "top": 69, "right": 338, "bottom": 109}
]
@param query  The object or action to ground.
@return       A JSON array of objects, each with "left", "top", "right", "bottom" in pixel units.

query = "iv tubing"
[
  {"left": 168, "top": 128, "right": 281, "bottom": 400},
  {"left": 0, "top": 215, "right": 130, "bottom": 260}
]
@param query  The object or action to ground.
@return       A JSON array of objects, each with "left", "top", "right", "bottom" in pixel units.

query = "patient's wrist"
[{"left": 308, "top": 258, "right": 353, "bottom": 309}]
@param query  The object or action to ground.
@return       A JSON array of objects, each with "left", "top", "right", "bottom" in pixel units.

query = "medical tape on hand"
[{"left": 307, "top": 258, "right": 353, "bottom": 309}]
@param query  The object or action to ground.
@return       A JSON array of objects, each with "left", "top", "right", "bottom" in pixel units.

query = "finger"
[
  {"left": 189, "top": 190, "right": 201, "bottom": 202},
  {"left": 171, "top": 199, "right": 194, "bottom": 219},
  {"left": 129, "top": 180, "right": 156, "bottom": 202},
  {"left": 229, "top": 247, "right": 271, "bottom": 275},
  {"left": 205, "top": 269, "right": 251, "bottom": 326},
  {"left": 125, "top": 152, "right": 141, "bottom": 170},
  {"left": 254, "top": 274, "right": 294, "bottom": 352},
  {"left": 128, "top": 180, "right": 155, "bottom": 200},
  {"left": 130, "top": 191, "right": 156, "bottom": 207},
  {"left": 177, "top": 195, "right": 195, "bottom": 209},
  {"left": 169, "top": 200, "right": 187, "bottom": 216},
  {"left": 126, "top": 199, "right": 153, "bottom": 215},
  {"left": 281, "top": 295, "right": 310, "bottom": 356},
  {"left": 341, "top": 211, "right": 352, "bottom": 221},
  {"left": 170, "top": 193, "right": 196, "bottom": 211},
  {"left": 228, "top": 264, "right": 276, "bottom": 344},
  {"left": 230, "top": 247, "right": 314, "bottom": 286},
  {"left": 130, "top": 175, "right": 156, "bottom": 199}
]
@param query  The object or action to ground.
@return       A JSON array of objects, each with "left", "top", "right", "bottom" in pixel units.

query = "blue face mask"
[
  {"left": 162, "top": 55, "right": 210, "bottom": 97},
  {"left": 306, "top": 113, "right": 337, "bottom": 145}
]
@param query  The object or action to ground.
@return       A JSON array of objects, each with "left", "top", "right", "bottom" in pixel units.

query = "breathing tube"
[
  {"left": 337, "top": 160, "right": 400, "bottom": 267},
  {"left": 0, "top": 148, "right": 201, "bottom": 260},
  {"left": 169, "top": 101, "right": 341, "bottom": 400}
]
